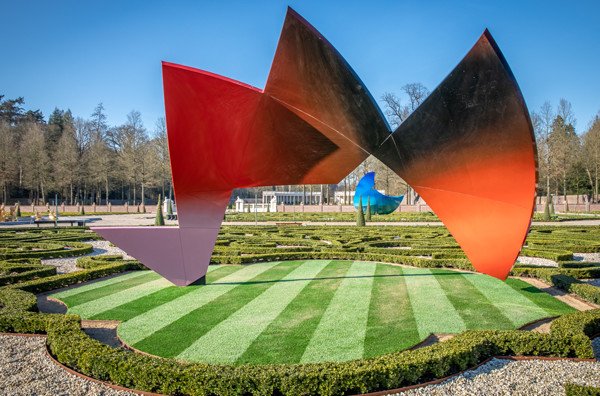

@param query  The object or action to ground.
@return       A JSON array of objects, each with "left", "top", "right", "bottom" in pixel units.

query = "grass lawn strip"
[
  {"left": 504, "top": 277, "right": 576, "bottom": 316},
  {"left": 300, "top": 261, "right": 376, "bottom": 363},
  {"left": 463, "top": 274, "right": 566, "bottom": 327},
  {"left": 363, "top": 264, "right": 420, "bottom": 358},
  {"left": 89, "top": 266, "right": 239, "bottom": 321},
  {"left": 176, "top": 260, "right": 331, "bottom": 363},
  {"left": 402, "top": 267, "right": 466, "bottom": 338},
  {"left": 434, "top": 271, "right": 515, "bottom": 330},
  {"left": 131, "top": 261, "right": 299, "bottom": 357},
  {"left": 118, "top": 262, "right": 281, "bottom": 345},
  {"left": 236, "top": 260, "right": 351, "bottom": 364},
  {"left": 67, "top": 277, "right": 173, "bottom": 317},
  {"left": 50, "top": 270, "right": 150, "bottom": 299},
  {"left": 54, "top": 271, "right": 161, "bottom": 308}
]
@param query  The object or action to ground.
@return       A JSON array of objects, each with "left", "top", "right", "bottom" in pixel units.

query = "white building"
[{"left": 261, "top": 191, "right": 324, "bottom": 205}]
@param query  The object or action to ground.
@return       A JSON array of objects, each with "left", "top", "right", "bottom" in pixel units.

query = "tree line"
[
  {"left": 0, "top": 95, "right": 171, "bottom": 205},
  {"left": 531, "top": 100, "right": 600, "bottom": 204},
  {"left": 1, "top": 91, "right": 599, "bottom": 207}
]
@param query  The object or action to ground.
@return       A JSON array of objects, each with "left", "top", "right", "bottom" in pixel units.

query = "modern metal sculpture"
[
  {"left": 353, "top": 172, "right": 404, "bottom": 215},
  {"left": 92, "top": 8, "right": 537, "bottom": 285}
]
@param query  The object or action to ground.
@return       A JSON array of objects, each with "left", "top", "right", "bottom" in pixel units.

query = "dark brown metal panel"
[
  {"left": 374, "top": 30, "right": 537, "bottom": 279},
  {"left": 265, "top": 8, "right": 391, "bottom": 183}
]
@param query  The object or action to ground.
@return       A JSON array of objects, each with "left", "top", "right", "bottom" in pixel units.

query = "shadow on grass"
[{"left": 207, "top": 271, "right": 470, "bottom": 286}]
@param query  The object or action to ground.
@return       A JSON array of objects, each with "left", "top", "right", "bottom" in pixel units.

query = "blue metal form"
[{"left": 353, "top": 172, "right": 404, "bottom": 215}]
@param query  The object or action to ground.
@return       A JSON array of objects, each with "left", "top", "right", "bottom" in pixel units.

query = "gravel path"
[
  {"left": 395, "top": 338, "right": 600, "bottom": 396},
  {"left": 517, "top": 256, "right": 559, "bottom": 267},
  {"left": 574, "top": 253, "right": 600, "bottom": 262},
  {"left": 0, "top": 334, "right": 136, "bottom": 396},
  {"left": 42, "top": 240, "right": 131, "bottom": 274}
]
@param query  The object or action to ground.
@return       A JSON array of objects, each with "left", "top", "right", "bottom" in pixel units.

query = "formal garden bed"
[
  {"left": 0, "top": 226, "right": 599, "bottom": 395},
  {"left": 222, "top": 211, "right": 600, "bottom": 223}
]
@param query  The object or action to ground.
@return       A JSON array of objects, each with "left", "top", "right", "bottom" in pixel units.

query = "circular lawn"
[{"left": 51, "top": 260, "right": 574, "bottom": 364}]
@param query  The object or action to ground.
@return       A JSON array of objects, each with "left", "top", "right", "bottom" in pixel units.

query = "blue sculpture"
[{"left": 353, "top": 172, "right": 404, "bottom": 215}]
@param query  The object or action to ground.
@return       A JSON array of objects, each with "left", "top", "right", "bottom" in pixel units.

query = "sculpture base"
[{"left": 189, "top": 276, "right": 206, "bottom": 286}]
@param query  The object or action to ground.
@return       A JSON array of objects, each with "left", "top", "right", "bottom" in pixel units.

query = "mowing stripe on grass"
[
  {"left": 132, "top": 261, "right": 300, "bottom": 357},
  {"left": 55, "top": 271, "right": 161, "bottom": 308},
  {"left": 51, "top": 270, "right": 150, "bottom": 299},
  {"left": 504, "top": 278, "right": 575, "bottom": 316},
  {"left": 67, "top": 277, "right": 173, "bottom": 317},
  {"left": 301, "top": 261, "right": 376, "bottom": 363},
  {"left": 177, "top": 260, "right": 332, "bottom": 363},
  {"left": 89, "top": 265, "right": 238, "bottom": 321},
  {"left": 402, "top": 267, "right": 466, "bottom": 338},
  {"left": 463, "top": 273, "right": 552, "bottom": 327},
  {"left": 119, "top": 262, "right": 281, "bottom": 345},
  {"left": 237, "top": 260, "right": 351, "bottom": 364},
  {"left": 433, "top": 271, "right": 514, "bottom": 330},
  {"left": 364, "top": 264, "right": 420, "bottom": 358}
]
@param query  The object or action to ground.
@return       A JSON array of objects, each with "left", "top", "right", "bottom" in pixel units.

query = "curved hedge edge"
[
  {"left": 565, "top": 384, "right": 600, "bottom": 396},
  {"left": 0, "top": 241, "right": 94, "bottom": 260},
  {"left": 42, "top": 346, "right": 166, "bottom": 396},
  {"left": 6, "top": 261, "right": 144, "bottom": 295},
  {"left": 211, "top": 251, "right": 475, "bottom": 271},
  {"left": 0, "top": 264, "right": 57, "bottom": 286},
  {"left": 0, "top": 288, "right": 38, "bottom": 312},
  {"left": 512, "top": 268, "right": 600, "bottom": 305}
]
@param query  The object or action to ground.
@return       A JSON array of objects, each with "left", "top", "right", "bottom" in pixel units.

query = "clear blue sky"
[{"left": 2, "top": 0, "right": 599, "bottom": 133}]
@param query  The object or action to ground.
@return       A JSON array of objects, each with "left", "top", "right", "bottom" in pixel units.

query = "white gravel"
[
  {"left": 517, "top": 256, "right": 558, "bottom": 267},
  {"left": 574, "top": 253, "right": 600, "bottom": 262},
  {"left": 0, "top": 334, "right": 136, "bottom": 396},
  {"left": 41, "top": 240, "right": 132, "bottom": 274},
  {"left": 395, "top": 338, "right": 600, "bottom": 396}
]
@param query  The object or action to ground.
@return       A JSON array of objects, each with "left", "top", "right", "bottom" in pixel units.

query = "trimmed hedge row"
[
  {"left": 520, "top": 247, "right": 573, "bottom": 262},
  {"left": 211, "top": 250, "right": 474, "bottom": 271},
  {"left": 511, "top": 268, "right": 600, "bottom": 305},
  {"left": 0, "top": 287, "right": 38, "bottom": 312},
  {"left": 512, "top": 266, "right": 600, "bottom": 280},
  {"left": 0, "top": 241, "right": 93, "bottom": 260},
  {"left": 0, "top": 302, "right": 594, "bottom": 396},
  {"left": 565, "top": 384, "right": 600, "bottom": 396},
  {"left": 0, "top": 263, "right": 57, "bottom": 286},
  {"left": 75, "top": 255, "right": 127, "bottom": 269},
  {"left": 7, "top": 261, "right": 144, "bottom": 294}
]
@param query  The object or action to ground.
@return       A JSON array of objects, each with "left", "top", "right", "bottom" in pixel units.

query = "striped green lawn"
[{"left": 51, "top": 260, "right": 575, "bottom": 364}]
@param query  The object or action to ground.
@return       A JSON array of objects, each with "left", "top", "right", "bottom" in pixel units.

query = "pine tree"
[
  {"left": 366, "top": 196, "right": 372, "bottom": 221},
  {"left": 15, "top": 202, "right": 21, "bottom": 217},
  {"left": 356, "top": 196, "right": 365, "bottom": 226},
  {"left": 155, "top": 194, "right": 165, "bottom": 226}
]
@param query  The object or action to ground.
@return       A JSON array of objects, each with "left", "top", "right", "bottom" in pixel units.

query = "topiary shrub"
[
  {"left": 356, "top": 196, "right": 365, "bottom": 227},
  {"left": 155, "top": 194, "right": 165, "bottom": 226}
]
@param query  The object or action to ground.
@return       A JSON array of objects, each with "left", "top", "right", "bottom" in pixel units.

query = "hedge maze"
[{"left": 0, "top": 225, "right": 599, "bottom": 395}]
